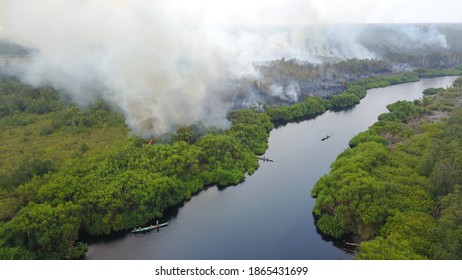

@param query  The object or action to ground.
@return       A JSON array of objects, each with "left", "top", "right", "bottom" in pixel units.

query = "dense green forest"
[
  {"left": 0, "top": 76, "right": 272, "bottom": 259},
  {"left": 312, "top": 76, "right": 462, "bottom": 259},
  {"left": 0, "top": 64, "right": 461, "bottom": 259}
]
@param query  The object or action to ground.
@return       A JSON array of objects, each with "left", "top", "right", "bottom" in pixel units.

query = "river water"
[{"left": 85, "top": 76, "right": 458, "bottom": 260}]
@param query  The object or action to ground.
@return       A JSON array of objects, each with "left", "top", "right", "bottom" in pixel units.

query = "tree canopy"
[
  {"left": 313, "top": 77, "right": 462, "bottom": 259},
  {"left": 1, "top": 66, "right": 461, "bottom": 259}
]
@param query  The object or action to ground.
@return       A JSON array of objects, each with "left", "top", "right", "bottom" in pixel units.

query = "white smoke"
[
  {"left": 268, "top": 81, "right": 300, "bottom": 102},
  {"left": 0, "top": 0, "right": 453, "bottom": 135},
  {"left": 358, "top": 24, "right": 448, "bottom": 52},
  {"left": 1, "top": 0, "right": 246, "bottom": 134}
]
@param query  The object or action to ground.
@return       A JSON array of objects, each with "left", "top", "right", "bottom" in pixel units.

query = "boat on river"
[
  {"left": 131, "top": 222, "right": 169, "bottom": 233},
  {"left": 321, "top": 135, "right": 331, "bottom": 141},
  {"left": 258, "top": 156, "right": 274, "bottom": 162}
]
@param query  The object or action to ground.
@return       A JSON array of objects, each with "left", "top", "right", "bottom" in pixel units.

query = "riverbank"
[
  {"left": 312, "top": 76, "right": 462, "bottom": 259},
  {"left": 266, "top": 68, "right": 462, "bottom": 123},
  {"left": 85, "top": 76, "right": 458, "bottom": 259},
  {"left": 0, "top": 70, "right": 460, "bottom": 259}
]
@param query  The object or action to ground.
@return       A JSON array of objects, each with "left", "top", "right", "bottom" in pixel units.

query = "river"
[{"left": 85, "top": 76, "right": 458, "bottom": 260}]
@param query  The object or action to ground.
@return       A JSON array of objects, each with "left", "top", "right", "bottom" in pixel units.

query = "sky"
[{"left": 163, "top": 0, "right": 462, "bottom": 25}]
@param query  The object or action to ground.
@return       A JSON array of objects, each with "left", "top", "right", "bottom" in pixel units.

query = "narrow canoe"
[{"left": 131, "top": 222, "right": 169, "bottom": 233}]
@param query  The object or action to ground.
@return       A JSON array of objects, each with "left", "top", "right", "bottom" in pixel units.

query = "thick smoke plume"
[{"left": 0, "top": 0, "right": 451, "bottom": 135}]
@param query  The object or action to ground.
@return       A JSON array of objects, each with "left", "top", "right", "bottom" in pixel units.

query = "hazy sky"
[
  {"left": 1, "top": 1, "right": 461, "bottom": 37},
  {"left": 165, "top": 0, "right": 462, "bottom": 25}
]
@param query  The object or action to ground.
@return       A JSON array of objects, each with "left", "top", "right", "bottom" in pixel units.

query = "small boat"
[
  {"left": 321, "top": 135, "right": 331, "bottom": 141},
  {"left": 258, "top": 156, "right": 274, "bottom": 162},
  {"left": 131, "top": 222, "right": 169, "bottom": 233}
]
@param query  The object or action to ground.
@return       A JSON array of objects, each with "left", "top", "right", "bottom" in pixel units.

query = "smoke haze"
[{"left": 0, "top": 0, "right": 458, "bottom": 135}]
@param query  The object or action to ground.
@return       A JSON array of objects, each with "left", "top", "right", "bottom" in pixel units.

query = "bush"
[{"left": 331, "top": 93, "right": 360, "bottom": 109}]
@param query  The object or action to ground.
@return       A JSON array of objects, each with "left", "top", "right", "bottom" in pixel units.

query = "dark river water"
[{"left": 85, "top": 76, "right": 458, "bottom": 260}]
